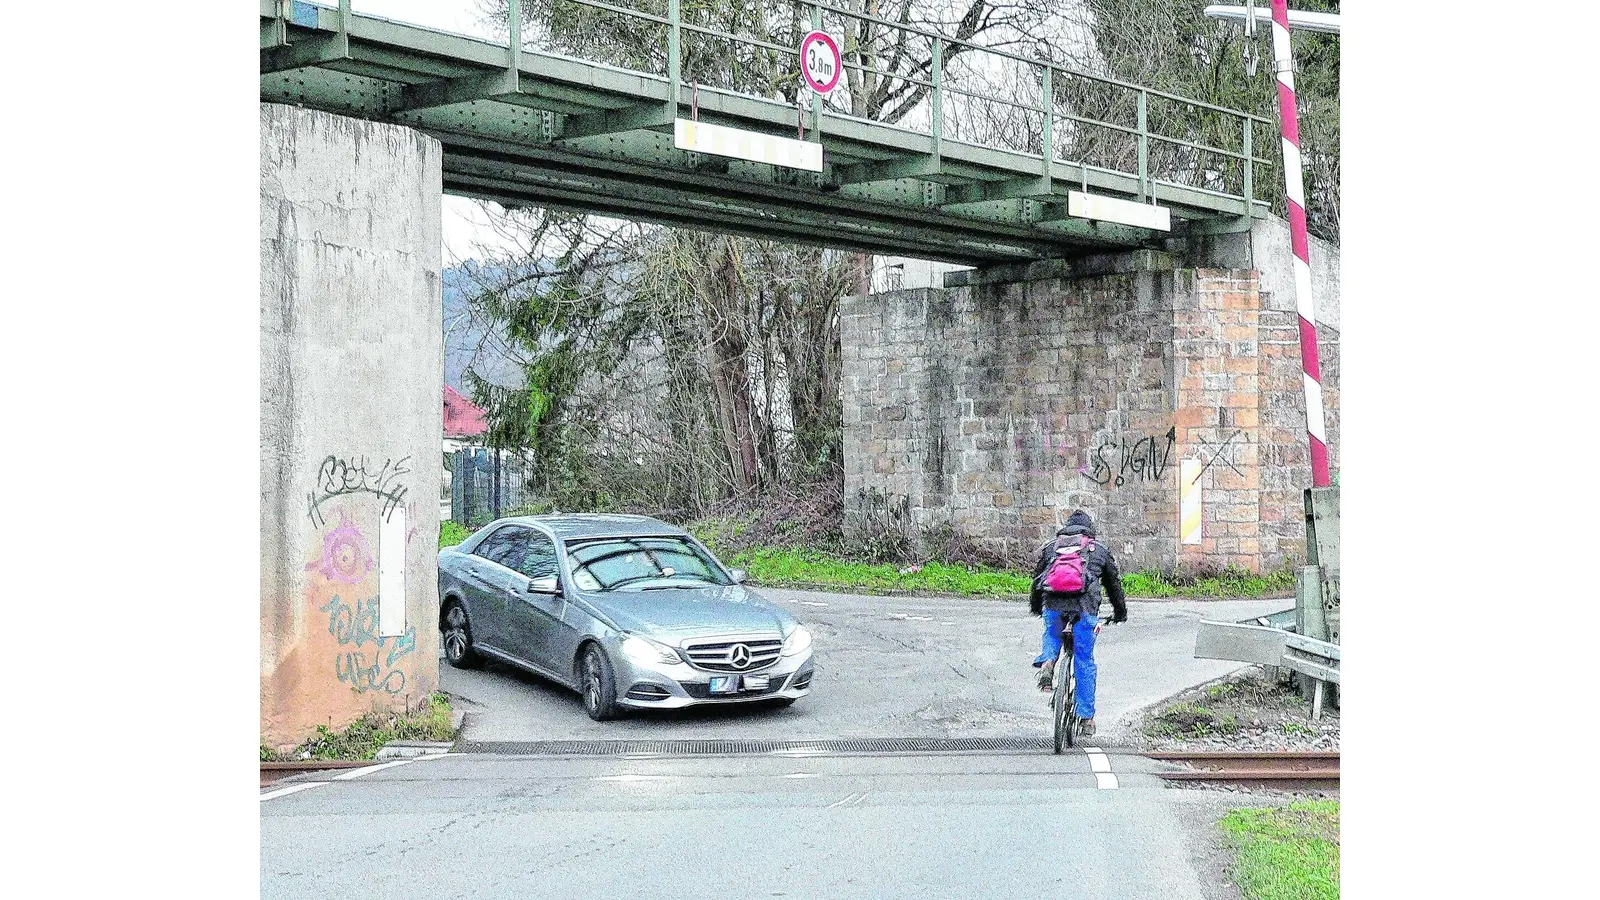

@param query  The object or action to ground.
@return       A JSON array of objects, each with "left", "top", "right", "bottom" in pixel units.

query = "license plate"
[
  {"left": 709, "top": 675, "right": 739, "bottom": 694},
  {"left": 743, "top": 674, "right": 770, "bottom": 690}
]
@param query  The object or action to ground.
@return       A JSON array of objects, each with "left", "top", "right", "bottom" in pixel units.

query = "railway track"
[
  {"left": 260, "top": 760, "right": 375, "bottom": 787},
  {"left": 1144, "top": 750, "right": 1338, "bottom": 790}
]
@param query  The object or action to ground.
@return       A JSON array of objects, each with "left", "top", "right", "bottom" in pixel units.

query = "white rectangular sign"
[
  {"left": 379, "top": 505, "right": 407, "bottom": 638},
  {"left": 1180, "top": 458, "right": 1202, "bottom": 545},
  {"left": 1067, "top": 190, "right": 1172, "bottom": 231},
  {"left": 674, "top": 118, "right": 823, "bottom": 172}
]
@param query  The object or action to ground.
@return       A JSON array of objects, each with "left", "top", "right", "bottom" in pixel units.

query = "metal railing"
[{"left": 323, "top": 0, "right": 1271, "bottom": 208}]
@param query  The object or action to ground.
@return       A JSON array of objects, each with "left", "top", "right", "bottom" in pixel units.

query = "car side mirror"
[
  {"left": 729, "top": 568, "right": 747, "bottom": 584},
  {"left": 527, "top": 575, "right": 560, "bottom": 595}
]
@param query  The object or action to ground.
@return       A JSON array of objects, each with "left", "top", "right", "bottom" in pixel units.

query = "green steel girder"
[
  {"left": 941, "top": 176, "right": 1055, "bottom": 208},
  {"left": 444, "top": 173, "right": 1037, "bottom": 265},
  {"left": 438, "top": 137, "right": 1062, "bottom": 260},
  {"left": 260, "top": 0, "right": 1262, "bottom": 263},
  {"left": 260, "top": 30, "right": 348, "bottom": 74},
  {"left": 558, "top": 104, "right": 676, "bottom": 142},
  {"left": 397, "top": 70, "right": 521, "bottom": 114}
]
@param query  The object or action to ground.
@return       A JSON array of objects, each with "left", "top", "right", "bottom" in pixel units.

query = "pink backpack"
[{"left": 1043, "top": 536, "right": 1092, "bottom": 593}]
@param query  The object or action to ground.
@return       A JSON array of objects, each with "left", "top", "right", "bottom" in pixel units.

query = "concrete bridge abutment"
[
  {"left": 260, "top": 104, "right": 443, "bottom": 749},
  {"left": 842, "top": 237, "right": 1340, "bottom": 577}
]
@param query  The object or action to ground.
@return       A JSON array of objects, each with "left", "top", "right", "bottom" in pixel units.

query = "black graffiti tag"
[
  {"left": 1088, "top": 427, "right": 1177, "bottom": 487},
  {"left": 307, "top": 454, "right": 411, "bottom": 526}
]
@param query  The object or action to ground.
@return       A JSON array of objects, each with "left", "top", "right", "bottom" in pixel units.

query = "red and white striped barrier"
[{"left": 1269, "top": 0, "right": 1330, "bottom": 487}]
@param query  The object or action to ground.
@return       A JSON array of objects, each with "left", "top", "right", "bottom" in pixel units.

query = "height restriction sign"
[{"left": 800, "top": 31, "right": 841, "bottom": 94}]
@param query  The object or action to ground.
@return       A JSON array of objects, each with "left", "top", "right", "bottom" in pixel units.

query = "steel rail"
[{"left": 1145, "top": 750, "right": 1339, "bottom": 789}]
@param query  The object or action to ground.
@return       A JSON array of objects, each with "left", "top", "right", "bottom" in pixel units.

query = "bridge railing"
[{"left": 344, "top": 1, "right": 1272, "bottom": 208}]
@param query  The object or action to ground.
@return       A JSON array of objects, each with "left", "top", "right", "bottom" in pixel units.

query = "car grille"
[{"left": 681, "top": 637, "right": 783, "bottom": 673}]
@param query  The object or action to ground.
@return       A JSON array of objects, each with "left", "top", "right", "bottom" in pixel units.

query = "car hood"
[{"left": 580, "top": 584, "right": 794, "bottom": 642}]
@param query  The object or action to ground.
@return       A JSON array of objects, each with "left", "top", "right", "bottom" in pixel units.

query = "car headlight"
[
  {"left": 621, "top": 635, "right": 683, "bottom": 665},
  {"left": 781, "top": 625, "right": 812, "bottom": 657}
]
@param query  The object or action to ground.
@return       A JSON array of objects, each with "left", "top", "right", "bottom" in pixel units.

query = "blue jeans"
[{"left": 1038, "top": 612, "right": 1099, "bottom": 720}]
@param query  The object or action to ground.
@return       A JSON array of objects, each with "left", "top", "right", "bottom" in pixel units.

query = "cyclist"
[{"left": 1028, "top": 510, "right": 1128, "bottom": 738}]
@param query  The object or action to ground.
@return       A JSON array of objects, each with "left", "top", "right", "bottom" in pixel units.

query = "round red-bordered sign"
[{"left": 800, "top": 31, "right": 842, "bottom": 94}]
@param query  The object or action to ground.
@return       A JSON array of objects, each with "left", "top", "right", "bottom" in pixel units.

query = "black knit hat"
[{"left": 1057, "top": 509, "right": 1095, "bottom": 534}]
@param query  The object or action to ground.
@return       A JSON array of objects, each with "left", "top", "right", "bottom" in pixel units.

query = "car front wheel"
[
  {"left": 442, "top": 603, "right": 482, "bottom": 670},
  {"left": 580, "top": 645, "right": 620, "bottom": 722}
]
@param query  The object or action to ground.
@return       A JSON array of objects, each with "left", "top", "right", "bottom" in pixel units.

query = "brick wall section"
[
  {"left": 841, "top": 257, "right": 1340, "bottom": 576},
  {"left": 1174, "top": 270, "right": 1264, "bottom": 572}
]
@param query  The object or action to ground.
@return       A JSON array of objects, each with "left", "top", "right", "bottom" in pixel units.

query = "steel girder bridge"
[{"left": 261, "top": 1, "right": 1274, "bottom": 265}]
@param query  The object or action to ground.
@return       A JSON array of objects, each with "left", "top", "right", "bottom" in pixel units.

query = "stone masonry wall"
[{"left": 842, "top": 254, "right": 1340, "bottom": 576}]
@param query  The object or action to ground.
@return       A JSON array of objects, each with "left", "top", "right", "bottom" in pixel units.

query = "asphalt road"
[
  {"left": 261, "top": 750, "right": 1222, "bottom": 900},
  {"left": 441, "top": 589, "right": 1291, "bottom": 746}
]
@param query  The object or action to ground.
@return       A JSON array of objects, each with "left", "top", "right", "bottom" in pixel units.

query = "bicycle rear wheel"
[{"left": 1052, "top": 652, "right": 1075, "bottom": 753}]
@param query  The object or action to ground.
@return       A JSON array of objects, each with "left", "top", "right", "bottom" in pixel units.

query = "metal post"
[
  {"left": 809, "top": 5, "right": 822, "bottom": 138},
  {"left": 1040, "top": 66, "right": 1054, "bottom": 180},
  {"left": 930, "top": 36, "right": 943, "bottom": 163},
  {"left": 492, "top": 448, "right": 502, "bottom": 519},
  {"left": 668, "top": 0, "right": 681, "bottom": 119},
  {"left": 508, "top": 0, "right": 521, "bottom": 70},
  {"left": 338, "top": 0, "right": 351, "bottom": 35},
  {"left": 1136, "top": 90, "right": 1148, "bottom": 201},
  {"left": 460, "top": 450, "right": 473, "bottom": 526},
  {"left": 1242, "top": 117, "right": 1253, "bottom": 208},
  {"left": 1268, "top": 0, "right": 1331, "bottom": 487}
]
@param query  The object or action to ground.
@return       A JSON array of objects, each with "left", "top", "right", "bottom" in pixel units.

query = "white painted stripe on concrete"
[
  {"left": 784, "top": 772, "right": 823, "bottom": 779},
  {"left": 1302, "top": 375, "right": 1327, "bottom": 441},
  {"left": 332, "top": 760, "right": 413, "bottom": 781},
  {"left": 1084, "top": 747, "right": 1118, "bottom": 789},
  {"left": 828, "top": 792, "right": 864, "bottom": 808},
  {"left": 260, "top": 782, "right": 328, "bottom": 802}
]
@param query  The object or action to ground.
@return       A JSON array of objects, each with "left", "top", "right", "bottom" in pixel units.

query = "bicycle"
[{"left": 1048, "top": 616, "right": 1109, "bottom": 754}]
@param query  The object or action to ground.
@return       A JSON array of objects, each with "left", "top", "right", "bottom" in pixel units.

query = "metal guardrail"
[{"left": 1194, "top": 619, "right": 1339, "bottom": 720}]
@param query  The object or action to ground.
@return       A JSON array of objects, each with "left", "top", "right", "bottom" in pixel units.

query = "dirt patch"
[{"left": 1139, "top": 666, "right": 1339, "bottom": 752}]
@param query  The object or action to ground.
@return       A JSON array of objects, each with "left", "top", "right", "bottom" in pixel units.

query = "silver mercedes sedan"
[{"left": 437, "top": 513, "right": 814, "bottom": 721}]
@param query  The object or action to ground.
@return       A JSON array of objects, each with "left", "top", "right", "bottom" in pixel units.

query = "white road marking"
[
  {"left": 1083, "top": 747, "right": 1118, "bottom": 790},
  {"left": 332, "top": 760, "right": 414, "bottom": 780},
  {"left": 259, "top": 782, "right": 327, "bottom": 802},
  {"left": 784, "top": 773, "right": 822, "bottom": 779},
  {"left": 598, "top": 774, "right": 669, "bottom": 782},
  {"left": 827, "top": 792, "right": 864, "bottom": 808},
  {"left": 799, "top": 601, "right": 828, "bottom": 607}
]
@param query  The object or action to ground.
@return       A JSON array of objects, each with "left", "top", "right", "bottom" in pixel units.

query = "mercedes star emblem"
[{"left": 729, "top": 644, "right": 752, "bottom": 669}]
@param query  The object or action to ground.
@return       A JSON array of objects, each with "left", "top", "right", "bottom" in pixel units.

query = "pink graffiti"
[{"left": 306, "top": 511, "right": 375, "bottom": 584}]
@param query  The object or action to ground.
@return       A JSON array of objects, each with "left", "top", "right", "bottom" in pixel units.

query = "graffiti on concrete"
[
  {"left": 319, "top": 593, "right": 417, "bottom": 695},
  {"left": 1087, "top": 427, "right": 1177, "bottom": 487},
  {"left": 1190, "top": 430, "right": 1246, "bottom": 484},
  {"left": 307, "top": 454, "right": 411, "bottom": 526},
  {"left": 304, "top": 510, "right": 376, "bottom": 584}
]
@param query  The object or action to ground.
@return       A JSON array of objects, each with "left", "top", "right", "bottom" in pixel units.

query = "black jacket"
[{"left": 1029, "top": 523, "right": 1128, "bottom": 621}]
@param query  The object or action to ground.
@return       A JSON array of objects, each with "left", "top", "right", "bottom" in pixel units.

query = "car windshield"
[{"left": 563, "top": 536, "right": 732, "bottom": 592}]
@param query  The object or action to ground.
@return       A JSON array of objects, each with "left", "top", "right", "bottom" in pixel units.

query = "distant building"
[{"left": 442, "top": 384, "right": 488, "bottom": 453}]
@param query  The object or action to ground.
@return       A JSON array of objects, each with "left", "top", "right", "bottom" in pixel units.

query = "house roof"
[{"left": 443, "top": 385, "right": 488, "bottom": 439}]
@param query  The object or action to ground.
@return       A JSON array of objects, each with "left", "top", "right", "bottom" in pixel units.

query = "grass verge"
[
  {"left": 261, "top": 692, "right": 456, "bottom": 762},
  {"left": 440, "top": 520, "right": 470, "bottom": 548},
  {"left": 1221, "top": 800, "right": 1340, "bottom": 900},
  {"left": 725, "top": 548, "right": 1029, "bottom": 597},
  {"left": 718, "top": 546, "right": 1294, "bottom": 600}
]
